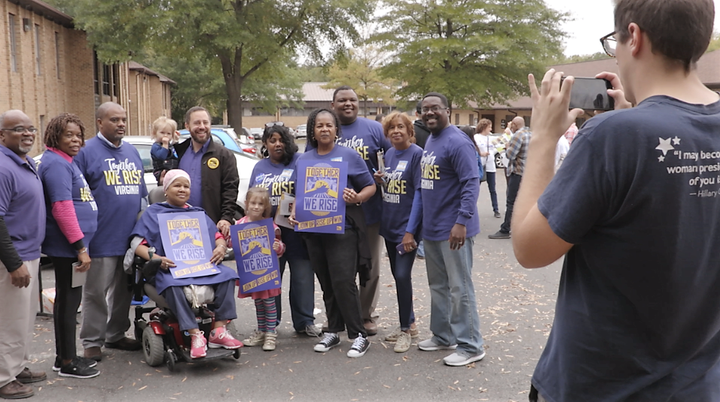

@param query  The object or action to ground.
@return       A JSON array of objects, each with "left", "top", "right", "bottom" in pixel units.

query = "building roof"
[
  {"left": 486, "top": 50, "right": 720, "bottom": 111},
  {"left": 128, "top": 61, "right": 176, "bottom": 85},
  {"left": 302, "top": 82, "right": 335, "bottom": 102},
  {"left": 13, "top": 0, "right": 74, "bottom": 28}
]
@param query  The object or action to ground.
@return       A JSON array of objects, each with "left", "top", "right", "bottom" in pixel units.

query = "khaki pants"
[{"left": 0, "top": 259, "right": 39, "bottom": 388}]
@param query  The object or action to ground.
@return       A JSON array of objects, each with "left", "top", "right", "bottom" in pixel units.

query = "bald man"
[
  {"left": 75, "top": 102, "right": 147, "bottom": 361},
  {"left": 488, "top": 116, "right": 530, "bottom": 239},
  {"left": 0, "top": 110, "right": 46, "bottom": 399}
]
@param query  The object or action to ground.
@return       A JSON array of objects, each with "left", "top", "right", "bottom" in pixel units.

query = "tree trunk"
[{"left": 220, "top": 51, "right": 244, "bottom": 130}]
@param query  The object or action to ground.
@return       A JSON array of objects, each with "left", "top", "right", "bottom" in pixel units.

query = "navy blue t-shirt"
[
  {"left": 250, "top": 153, "right": 307, "bottom": 259},
  {"left": 534, "top": 96, "right": 720, "bottom": 401},
  {"left": 39, "top": 150, "right": 98, "bottom": 258},
  {"left": 307, "top": 118, "right": 390, "bottom": 225},
  {"left": 74, "top": 135, "right": 147, "bottom": 257},
  {"left": 380, "top": 144, "right": 423, "bottom": 243},
  {"left": 420, "top": 125, "right": 480, "bottom": 241}
]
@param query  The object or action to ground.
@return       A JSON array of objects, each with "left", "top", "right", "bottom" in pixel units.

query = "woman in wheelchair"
[{"left": 130, "top": 169, "right": 243, "bottom": 359}]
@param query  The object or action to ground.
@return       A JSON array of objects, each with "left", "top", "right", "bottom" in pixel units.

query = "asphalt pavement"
[{"left": 27, "top": 172, "right": 564, "bottom": 402}]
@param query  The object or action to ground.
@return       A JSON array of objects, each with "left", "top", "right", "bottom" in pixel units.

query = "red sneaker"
[
  {"left": 190, "top": 331, "right": 207, "bottom": 359},
  {"left": 209, "top": 326, "right": 244, "bottom": 349}
]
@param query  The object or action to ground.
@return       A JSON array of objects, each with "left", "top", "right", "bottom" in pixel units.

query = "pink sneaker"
[
  {"left": 190, "top": 331, "right": 207, "bottom": 359},
  {"left": 209, "top": 326, "right": 244, "bottom": 349}
]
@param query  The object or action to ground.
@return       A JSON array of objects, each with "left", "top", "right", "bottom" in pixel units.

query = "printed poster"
[
  {"left": 230, "top": 218, "right": 281, "bottom": 294},
  {"left": 158, "top": 212, "right": 221, "bottom": 279},
  {"left": 296, "top": 160, "right": 348, "bottom": 234}
]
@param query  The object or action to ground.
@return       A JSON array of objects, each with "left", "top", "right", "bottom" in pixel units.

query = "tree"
[
  {"left": 554, "top": 52, "right": 611, "bottom": 65},
  {"left": 323, "top": 45, "right": 397, "bottom": 117},
  {"left": 707, "top": 32, "right": 720, "bottom": 53},
  {"left": 50, "top": 0, "right": 373, "bottom": 128},
  {"left": 373, "top": 0, "right": 568, "bottom": 109}
]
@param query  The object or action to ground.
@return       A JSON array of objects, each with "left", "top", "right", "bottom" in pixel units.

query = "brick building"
[{"left": 1, "top": 0, "right": 173, "bottom": 155}]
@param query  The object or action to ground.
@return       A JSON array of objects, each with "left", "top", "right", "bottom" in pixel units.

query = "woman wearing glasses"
[{"left": 246, "top": 123, "right": 320, "bottom": 340}]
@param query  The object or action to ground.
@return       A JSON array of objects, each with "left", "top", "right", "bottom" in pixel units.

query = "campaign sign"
[
  {"left": 296, "top": 160, "right": 348, "bottom": 234},
  {"left": 158, "top": 212, "right": 220, "bottom": 279},
  {"left": 230, "top": 218, "right": 281, "bottom": 294}
]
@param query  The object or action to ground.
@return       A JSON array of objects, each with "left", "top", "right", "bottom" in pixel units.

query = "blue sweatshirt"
[
  {"left": 420, "top": 125, "right": 480, "bottom": 241},
  {"left": 380, "top": 144, "right": 423, "bottom": 243},
  {"left": 74, "top": 134, "right": 147, "bottom": 257}
]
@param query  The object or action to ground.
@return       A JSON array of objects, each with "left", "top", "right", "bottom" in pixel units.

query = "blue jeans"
[
  {"left": 384, "top": 240, "right": 416, "bottom": 330},
  {"left": 417, "top": 240, "right": 425, "bottom": 258},
  {"left": 275, "top": 255, "right": 316, "bottom": 332},
  {"left": 483, "top": 171, "right": 499, "bottom": 212},
  {"left": 424, "top": 237, "right": 484, "bottom": 356}
]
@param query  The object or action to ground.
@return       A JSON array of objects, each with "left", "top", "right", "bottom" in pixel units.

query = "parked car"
[
  {"left": 248, "top": 128, "right": 263, "bottom": 141},
  {"left": 295, "top": 124, "right": 307, "bottom": 139},
  {"left": 126, "top": 135, "right": 258, "bottom": 214},
  {"left": 489, "top": 133, "right": 510, "bottom": 169},
  {"left": 179, "top": 128, "right": 258, "bottom": 157}
]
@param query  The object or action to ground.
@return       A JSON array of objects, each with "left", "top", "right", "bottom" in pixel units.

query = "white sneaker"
[
  {"left": 347, "top": 335, "right": 370, "bottom": 358},
  {"left": 443, "top": 351, "right": 486, "bottom": 366},
  {"left": 418, "top": 338, "right": 457, "bottom": 351},
  {"left": 394, "top": 332, "right": 412, "bottom": 353},
  {"left": 242, "top": 330, "right": 265, "bottom": 347}
]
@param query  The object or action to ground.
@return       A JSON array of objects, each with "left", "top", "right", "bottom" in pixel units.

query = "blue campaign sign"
[
  {"left": 157, "top": 211, "right": 220, "bottom": 279},
  {"left": 230, "top": 218, "right": 281, "bottom": 294},
  {"left": 295, "top": 160, "right": 348, "bottom": 234}
]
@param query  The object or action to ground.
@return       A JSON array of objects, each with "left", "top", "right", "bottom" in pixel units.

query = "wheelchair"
[{"left": 131, "top": 257, "right": 240, "bottom": 372}]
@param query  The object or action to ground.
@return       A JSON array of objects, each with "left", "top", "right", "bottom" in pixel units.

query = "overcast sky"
[{"left": 545, "top": 0, "right": 720, "bottom": 56}]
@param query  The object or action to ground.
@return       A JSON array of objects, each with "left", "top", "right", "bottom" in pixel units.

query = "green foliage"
[
  {"left": 323, "top": 46, "right": 397, "bottom": 115},
  {"left": 707, "top": 32, "right": 720, "bottom": 53},
  {"left": 553, "top": 52, "right": 611, "bottom": 65},
  {"left": 374, "top": 0, "right": 568, "bottom": 109},
  {"left": 48, "top": 0, "right": 373, "bottom": 126}
]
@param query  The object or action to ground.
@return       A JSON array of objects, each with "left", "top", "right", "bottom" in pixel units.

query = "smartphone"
[
  {"left": 563, "top": 77, "right": 614, "bottom": 111},
  {"left": 396, "top": 243, "right": 407, "bottom": 255}
]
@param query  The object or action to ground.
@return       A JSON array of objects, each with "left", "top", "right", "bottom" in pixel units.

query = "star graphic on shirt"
[
  {"left": 655, "top": 137, "right": 674, "bottom": 156},
  {"left": 658, "top": 155, "right": 665, "bottom": 162},
  {"left": 672, "top": 136, "right": 681, "bottom": 145}
]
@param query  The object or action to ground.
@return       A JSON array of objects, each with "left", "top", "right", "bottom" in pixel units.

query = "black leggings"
[{"left": 50, "top": 256, "right": 83, "bottom": 361}]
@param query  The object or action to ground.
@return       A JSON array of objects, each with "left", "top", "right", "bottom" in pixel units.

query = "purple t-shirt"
[
  {"left": 307, "top": 118, "right": 390, "bottom": 225},
  {"left": 74, "top": 134, "right": 147, "bottom": 257},
  {"left": 178, "top": 138, "right": 210, "bottom": 209},
  {"left": 38, "top": 150, "right": 98, "bottom": 258},
  {"left": 420, "top": 125, "right": 480, "bottom": 241},
  {"left": 249, "top": 153, "right": 307, "bottom": 259},
  {"left": 0, "top": 145, "right": 45, "bottom": 261},
  {"left": 380, "top": 144, "right": 423, "bottom": 243}
]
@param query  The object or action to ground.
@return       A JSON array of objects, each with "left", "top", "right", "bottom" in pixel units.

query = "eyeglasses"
[
  {"left": 600, "top": 31, "right": 617, "bottom": 58},
  {"left": 265, "top": 121, "right": 284, "bottom": 127},
  {"left": 1, "top": 127, "right": 38, "bottom": 134},
  {"left": 420, "top": 106, "right": 448, "bottom": 114}
]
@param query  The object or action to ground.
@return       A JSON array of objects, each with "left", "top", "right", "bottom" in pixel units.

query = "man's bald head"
[
  {"left": 96, "top": 102, "right": 124, "bottom": 120},
  {"left": 512, "top": 116, "right": 525, "bottom": 129}
]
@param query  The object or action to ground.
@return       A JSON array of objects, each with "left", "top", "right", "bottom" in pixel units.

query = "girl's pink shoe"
[
  {"left": 209, "top": 327, "right": 244, "bottom": 349},
  {"left": 190, "top": 331, "right": 207, "bottom": 359}
]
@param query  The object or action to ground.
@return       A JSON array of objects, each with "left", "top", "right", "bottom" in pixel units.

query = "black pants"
[
  {"left": 304, "top": 229, "right": 366, "bottom": 339},
  {"left": 50, "top": 256, "right": 83, "bottom": 361},
  {"left": 500, "top": 173, "right": 522, "bottom": 233}
]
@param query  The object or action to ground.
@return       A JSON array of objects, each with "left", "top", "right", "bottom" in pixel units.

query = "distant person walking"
[{"left": 474, "top": 119, "right": 501, "bottom": 218}]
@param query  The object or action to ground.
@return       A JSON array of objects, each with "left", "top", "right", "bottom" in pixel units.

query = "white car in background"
[{"left": 125, "top": 136, "right": 257, "bottom": 215}]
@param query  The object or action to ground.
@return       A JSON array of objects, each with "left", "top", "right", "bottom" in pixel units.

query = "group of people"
[{"left": 4, "top": 0, "right": 720, "bottom": 399}]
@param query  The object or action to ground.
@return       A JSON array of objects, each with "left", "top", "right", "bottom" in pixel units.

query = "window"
[
  {"left": 102, "top": 64, "right": 110, "bottom": 95},
  {"left": 455, "top": 113, "right": 460, "bottom": 125},
  {"left": 9, "top": 14, "right": 18, "bottom": 72},
  {"left": 112, "top": 64, "right": 119, "bottom": 97},
  {"left": 34, "top": 24, "right": 41, "bottom": 75},
  {"left": 93, "top": 53, "right": 99, "bottom": 95},
  {"left": 54, "top": 32, "right": 61, "bottom": 79}
]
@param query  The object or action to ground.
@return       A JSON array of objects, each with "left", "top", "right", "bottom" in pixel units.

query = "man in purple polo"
[{"left": 0, "top": 110, "right": 47, "bottom": 399}]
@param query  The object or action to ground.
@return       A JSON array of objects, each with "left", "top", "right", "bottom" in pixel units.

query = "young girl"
[
  {"left": 150, "top": 116, "right": 180, "bottom": 183},
  {"left": 238, "top": 187, "right": 286, "bottom": 351}
]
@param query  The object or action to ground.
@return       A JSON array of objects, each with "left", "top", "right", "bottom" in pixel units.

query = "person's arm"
[
  {"left": 448, "top": 142, "right": 480, "bottom": 250},
  {"left": 218, "top": 150, "right": 240, "bottom": 236},
  {"left": 512, "top": 70, "right": 582, "bottom": 268},
  {"left": 505, "top": 131, "right": 523, "bottom": 161}
]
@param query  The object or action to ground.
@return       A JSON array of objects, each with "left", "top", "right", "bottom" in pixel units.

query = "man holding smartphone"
[{"left": 511, "top": 0, "right": 720, "bottom": 401}]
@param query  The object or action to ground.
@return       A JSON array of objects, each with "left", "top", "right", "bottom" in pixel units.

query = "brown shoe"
[
  {"left": 15, "top": 368, "right": 46, "bottom": 384},
  {"left": 363, "top": 319, "right": 378, "bottom": 336},
  {"left": 84, "top": 346, "right": 102, "bottom": 362},
  {"left": 105, "top": 337, "right": 141, "bottom": 351},
  {"left": 0, "top": 380, "right": 33, "bottom": 399}
]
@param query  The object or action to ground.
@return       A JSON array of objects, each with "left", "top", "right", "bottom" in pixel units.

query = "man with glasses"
[
  {"left": 416, "top": 92, "right": 485, "bottom": 367},
  {"left": 511, "top": 0, "right": 720, "bottom": 400},
  {"left": 0, "top": 110, "right": 46, "bottom": 399},
  {"left": 488, "top": 116, "right": 530, "bottom": 240},
  {"left": 176, "top": 106, "right": 239, "bottom": 237}
]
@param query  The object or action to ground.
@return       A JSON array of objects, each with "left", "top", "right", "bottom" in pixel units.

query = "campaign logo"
[
  {"left": 167, "top": 218, "right": 206, "bottom": 263},
  {"left": 303, "top": 164, "right": 340, "bottom": 217},
  {"left": 238, "top": 224, "right": 274, "bottom": 274}
]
